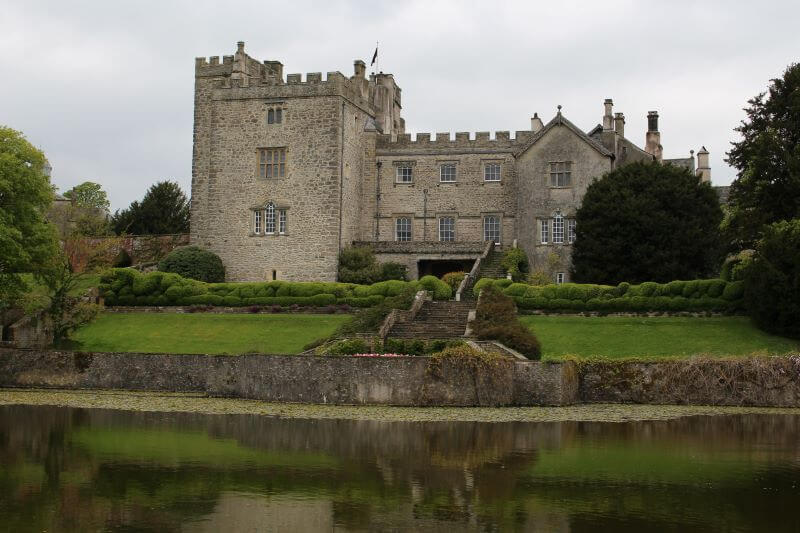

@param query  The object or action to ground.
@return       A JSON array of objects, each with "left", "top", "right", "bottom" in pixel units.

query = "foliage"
[
  {"left": 158, "top": 246, "right": 225, "bottom": 283},
  {"left": 417, "top": 275, "right": 452, "bottom": 300},
  {"left": 333, "top": 286, "right": 418, "bottom": 336},
  {"left": 500, "top": 248, "right": 529, "bottom": 282},
  {"left": 527, "top": 251, "right": 562, "bottom": 285},
  {"left": 720, "top": 250, "right": 754, "bottom": 282},
  {"left": 99, "top": 269, "right": 448, "bottom": 310},
  {"left": 472, "top": 285, "right": 541, "bottom": 359},
  {"left": 42, "top": 254, "right": 100, "bottom": 344},
  {"left": 472, "top": 277, "right": 744, "bottom": 314},
  {"left": 570, "top": 161, "right": 723, "bottom": 285},
  {"left": 725, "top": 63, "right": 800, "bottom": 250},
  {"left": 441, "top": 271, "right": 466, "bottom": 291},
  {"left": 0, "top": 126, "right": 60, "bottom": 310},
  {"left": 64, "top": 181, "right": 110, "bottom": 210},
  {"left": 113, "top": 248, "right": 132, "bottom": 268},
  {"left": 337, "top": 246, "right": 407, "bottom": 284},
  {"left": 111, "top": 181, "right": 190, "bottom": 235},
  {"left": 744, "top": 219, "right": 800, "bottom": 338}
]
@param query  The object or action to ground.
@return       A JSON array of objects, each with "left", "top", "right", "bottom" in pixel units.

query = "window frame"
[
  {"left": 278, "top": 209, "right": 287, "bottom": 235},
  {"left": 439, "top": 163, "right": 457, "bottom": 183},
  {"left": 438, "top": 216, "right": 455, "bottom": 242},
  {"left": 395, "top": 216, "right": 412, "bottom": 241},
  {"left": 568, "top": 219, "right": 576, "bottom": 244},
  {"left": 541, "top": 218, "right": 549, "bottom": 244},
  {"left": 549, "top": 161, "right": 572, "bottom": 187},
  {"left": 483, "top": 215, "right": 501, "bottom": 244},
  {"left": 396, "top": 165, "right": 413, "bottom": 184},
  {"left": 254, "top": 209, "right": 262, "bottom": 234},
  {"left": 258, "top": 148, "right": 287, "bottom": 179},
  {"left": 556, "top": 272, "right": 565, "bottom": 284},
  {"left": 264, "top": 203, "right": 276, "bottom": 234},
  {"left": 552, "top": 213, "right": 564, "bottom": 244},
  {"left": 483, "top": 162, "right": 502, "bottom": 182}
]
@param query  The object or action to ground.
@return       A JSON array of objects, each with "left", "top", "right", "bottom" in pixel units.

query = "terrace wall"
[{"left": 1, "top": 349, "right": 799, "bottom": 407}]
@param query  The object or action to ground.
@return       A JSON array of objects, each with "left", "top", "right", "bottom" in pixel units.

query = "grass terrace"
[
  {"left": 522, "top": 315, "right": 799, "bottom": 361},
  {"left": 70, "top": 312, "right": 352, "bottom": 355}
]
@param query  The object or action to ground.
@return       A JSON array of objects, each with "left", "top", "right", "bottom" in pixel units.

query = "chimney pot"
[
  {"left": 647, "top": 111, "right": 659, "bottom": 132},
  {"left": 531, "top": 113, "right": 544, "bottom": 133},
  {"left": 614, "top": 112, "right": 625, "bottom": 138}
]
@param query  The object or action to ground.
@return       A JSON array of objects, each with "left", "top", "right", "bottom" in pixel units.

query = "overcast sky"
[{"left": 2, "top": 0, "right": 798, "bottom": 210}]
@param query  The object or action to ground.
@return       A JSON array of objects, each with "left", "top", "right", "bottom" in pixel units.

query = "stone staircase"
[
  {"left": 388, "top": 300, "right": 473, "bottom": 339},
  {"left": 478, "top": 248, "right": 507, "bottom": 279}
]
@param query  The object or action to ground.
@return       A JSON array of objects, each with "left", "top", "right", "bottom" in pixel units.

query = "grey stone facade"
[{"left": 191, "top": 42, "right": 711, "bottom": 282}]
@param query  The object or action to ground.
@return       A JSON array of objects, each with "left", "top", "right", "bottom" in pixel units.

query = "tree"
[
  {"left": 64, "top": 181, "right": 109, "bottom": 210},
  {"left": 570, "top": 161, "right": 723, "bottom": 285},
  {"left": 42, "top": 253, "right": 100, "bottom": 345},
  {"left": 743, "top": 219, "right": 800, "bottom": 339},
  {"left": 725, "top": 63, "right": 800, "bottom": 250},
  {"left": 111, "top": 181, "right": 190, "bottom": 235},
  {"left": 0, "top": 126, "right": 59, "bottom": 310}
]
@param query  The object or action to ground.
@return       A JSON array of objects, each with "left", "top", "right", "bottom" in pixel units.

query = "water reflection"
[{"left": 0, "top": 405, "right": 798, "bottom": 531}]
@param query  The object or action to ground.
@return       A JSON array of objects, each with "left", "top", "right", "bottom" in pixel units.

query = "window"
[
  {"left": 279, "top": 209, "right": 287, "bottom": 234},
  {"left": 267, "top": 107, "right": 283, "bottom": 124},
  {"left": 440, "top": 164, "right": 456, "bottom": 182},
  {"left": 552, "top": 213, "right": 564, "bottom": 244},
  {"left": 484, "top": 163, "right": 501, "bottom": 182},
  {"left": 254, "top": 209, "right": 262, "bottom": 234},
  {"left": 549, "top": 161, "right": 572, "bottom": 187},
  {"left": 265, "top": 203, "right": 276, "bottom": 234},
  {"left": 541, "top": 219, "right": 549, "bottom": 244},
  {"left": 395, "top": 217, "right": 412, "bottom": 241},
  {"left": 258, "top": 148, "right": 286, "bottom": 178},
  {"left": 556, "top": 272, "right": 565, "bottom": 284},
  {"left": 439, "top": 217, "right": 455, "bottom": 242},
  {"left": 483, "top": 215, "right": 500, "bottom": 244},
  {"left": 568, "top": 219, "right": 576, "bottom": 244},
  {"left": 396, "top": 165, "right": 413, "bottom": 183}
]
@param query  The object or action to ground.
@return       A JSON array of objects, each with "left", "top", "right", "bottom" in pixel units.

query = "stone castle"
[{"left": 191, "top": 42, "right": 712, "bottom": 282}]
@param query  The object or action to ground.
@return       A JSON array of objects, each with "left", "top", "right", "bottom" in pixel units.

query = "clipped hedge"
[
  {"left": 473, "top": 277, "right": 744, "bottom": 313},
  {"left": 158, "top": 246, "right": 225, "bottom": 283},
  {"left": 100, "top": 268, "right": 451, "bottom": 308}
]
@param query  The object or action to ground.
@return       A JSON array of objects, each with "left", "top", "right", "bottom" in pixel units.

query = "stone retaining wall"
[
  {"left": 1, "top": 349, "right": 798, "bottom": 407},
  {"left": 0, "top": 349, "right": 574, "bottom": 407}
]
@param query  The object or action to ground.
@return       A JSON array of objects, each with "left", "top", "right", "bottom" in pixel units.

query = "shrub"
[
  {"left": 472, "top": 285, "right": 541, "bottom": 359},
  {"left": 442, "top": 271, "right": 467, "bottom": 291},
  {"left": 723, "top": 281, "right": 745, "bottom": 301},
  {"left": 500, "top": 248, "right": 529, "bottom": 281},
  {"left": 744, "top": 220, "right": 800, "bottom": 338},
  {"left": 338, "top": 246, "right": 407, "bottom": 284},
  {"left": 721, "top": 250, "right": 755, "bottom": 282},
  {"left": 321, "top": 338, "right": 369, "bottom": 355},
  {"left": 158, "top": 246, "right": 225, "bottom": 283},
  {"left": 379, "top": 262, "right": 408, "bottom": 281},
  {"left": 417, "top": 275, "right": 452, "bottom": 300},
  {"left": 112, "top": 248, "right": 132, "bottom": 268}
]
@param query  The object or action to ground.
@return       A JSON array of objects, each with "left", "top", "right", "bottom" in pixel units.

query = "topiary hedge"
[
  {"left": 158, "top": 246, "right": 225, "bottom": 283},
  {"left": 99, "top": 268, "right": 451, "bottom": 308},
  {"left": 473, "top": 277, "right": 744, "bottom": 313},
  {"left": 472, "top": 285, "right": 541, "bottom": 359}
]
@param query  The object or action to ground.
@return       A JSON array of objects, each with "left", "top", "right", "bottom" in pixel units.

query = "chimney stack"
[
  {"left": 602, "top": 99, "right": 614, "bottom": 131},
  {"left": 614, "top": 112, "right": 625, "bottom": 138},
  {"left": 531, "top": 113, "right": 543, "bottom": 133},
  {"left": 696, "top": 146, "right": 711, "bottom": 182},
  {"left": 645, "top": 111, "right": 662, "bottom": 162},
  {"left": 353, "top": 59, "right": 366, "bottom": 78}
]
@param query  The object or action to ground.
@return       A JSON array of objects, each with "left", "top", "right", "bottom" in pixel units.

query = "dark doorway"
[{"left": 417, "top": 259, "right": 475, "bottom": 279}]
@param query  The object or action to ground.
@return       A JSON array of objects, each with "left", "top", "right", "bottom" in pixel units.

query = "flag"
[{"left": 370, "top": 46, "right": 378, "bottom": 66}]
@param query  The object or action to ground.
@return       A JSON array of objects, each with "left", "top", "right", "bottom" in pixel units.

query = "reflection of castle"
[{"left": 191, "top": 42, "right": 717, "bottom": 283}]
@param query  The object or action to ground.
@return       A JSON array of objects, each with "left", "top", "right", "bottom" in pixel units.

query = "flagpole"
[{"left": 375, "top": 41, "right": 379, "bottom": 74}]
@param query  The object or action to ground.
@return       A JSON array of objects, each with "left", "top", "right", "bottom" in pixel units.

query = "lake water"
[{"left": 1, "top": 405, "right": 798, "bottom": 532}]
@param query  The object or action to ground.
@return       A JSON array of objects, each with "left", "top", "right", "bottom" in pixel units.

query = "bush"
[
  {"left": 442, "top": 271, "right": 467, "bottom": 291},
  {"left": 744, "top": 220, "right": 800, "bottom": 338},
  {"left": 158, "top": 246, "right": 225, "bottom": 283},
  {"left": 337, "top": 246, "right": 407, "bottom": 284},
  {"left": 380, "top": 262, "right": 408, "bottom": 281},
  {"left": 112, "top": 248, "right": 132, "bottom": 268},
  {"left": 472, "top": 285, "right": 541, "bottom": 359},
  {"left": 500, "top": 248, "right": 529, "bottom": 281},
  {"left": 417, "top": 275, "right": 452, "bottom": 300}
]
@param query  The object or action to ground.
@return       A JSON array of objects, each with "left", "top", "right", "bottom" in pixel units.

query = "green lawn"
[
  {"left": 71, "top": 312, "right": 351, "bottom": 355},
  {"left": 521, "top": 315, "right": 799, "bottom": 360}
]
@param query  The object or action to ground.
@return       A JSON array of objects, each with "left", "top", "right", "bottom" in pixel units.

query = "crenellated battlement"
[{"left": 376, "top": 130, "right": 535, "bottom": 151}]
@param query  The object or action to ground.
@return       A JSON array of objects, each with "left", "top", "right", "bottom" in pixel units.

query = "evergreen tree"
[
  {"left": 570, "top": 161, "right": 723, "bottom": 285},
  {"left": 725, "top": 63, "right": 800, "bottom": 250},
  {"left": 111, "top": 181, "right": 189, "bottom": 235}
]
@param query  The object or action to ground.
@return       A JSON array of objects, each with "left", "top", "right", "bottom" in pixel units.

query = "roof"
[
  {"left": 515, "top": 113, "right": 613, "bottom": 158},
  {"left": 663, "top": 157, "right": 695, "bottom": 171}
]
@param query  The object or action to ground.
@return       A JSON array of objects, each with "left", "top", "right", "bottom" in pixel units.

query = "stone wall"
[
  {"left": 66, "top": 234, "right": 189, "bottom": 271},
  {"left": 3, "top": 349, "right": 799, "bottom": 407},
  {"left": 0, "top": 349, "right": 574, "bottom": 407}
]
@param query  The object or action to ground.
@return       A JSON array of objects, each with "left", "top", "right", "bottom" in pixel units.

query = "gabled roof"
[{"left": 515, "top": 113, "right": 613, "bottom": 158}]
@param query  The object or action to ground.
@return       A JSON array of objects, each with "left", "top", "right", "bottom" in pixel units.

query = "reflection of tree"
[{"left": 1, "top": 406, "right": 799, "bottom": 531}]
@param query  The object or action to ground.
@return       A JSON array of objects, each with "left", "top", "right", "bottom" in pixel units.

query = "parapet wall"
[
  {"left": 2, "top": 349, "right": 799, "bottom": 407},
  {"left": 377, "top": 131, "right": 533, "bottom": 153}
]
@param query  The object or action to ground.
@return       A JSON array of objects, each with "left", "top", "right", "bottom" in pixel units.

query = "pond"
[{"left": 1, "top": 404, "right": 798, "bottom": 532}]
